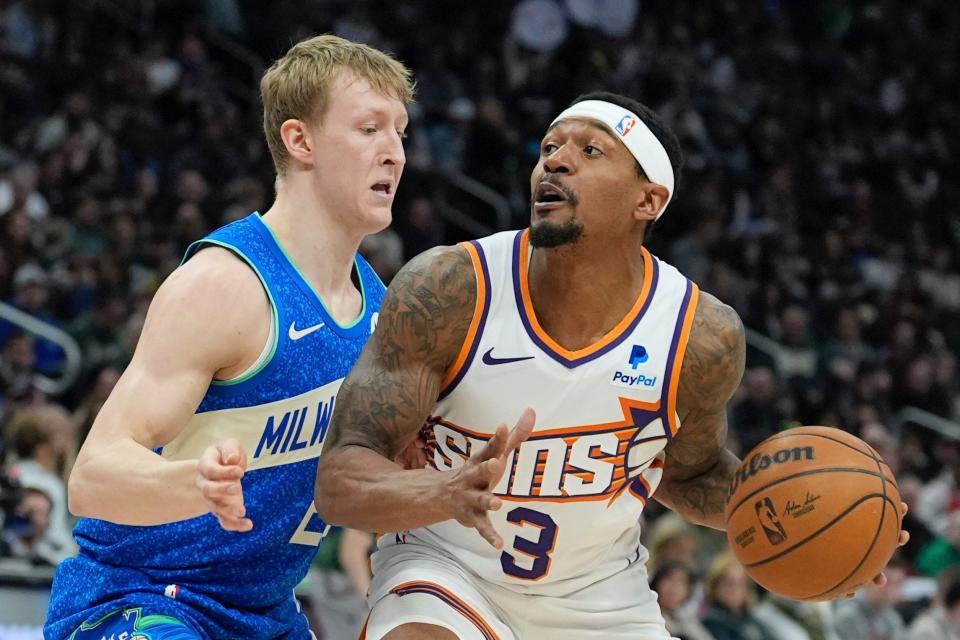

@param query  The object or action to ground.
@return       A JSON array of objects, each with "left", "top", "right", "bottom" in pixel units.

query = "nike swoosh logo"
[
  {"left": 288, "top": 321, "right": 326, "bottom": 341},
  {"left": 482, "top": 347, "right": 534, "bottom": 366}
]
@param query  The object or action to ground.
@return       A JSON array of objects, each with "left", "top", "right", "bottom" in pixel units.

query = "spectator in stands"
[
  {"left": 833, "top": 558, "right": 908, "bottom": 640},
  {"left": 908, "top": 566, "right": 960, "bottom": 640},
  {"left": 0, "top": 263, "right": 66, "bottom": 375},
  {"left": 650, "top": 561, "right": 715, "bottom": 640},
  {"left": 916, "top": 441, "right": 960, "bottom": 538},
  {"left": 4, "top": 408, "right": 76, "bottom": 563},
  {"left": 753, "top": 592, "right": 840, "bottom": 640},
  {"left": 701, "top": 553, "right": 774, "bottom": 640},
  {"left": 0, "top": 486, "right": 55, "bottom": 566},
  {"left": 0, "top": 331, "right": 36, "bottom": 402},
  {"left": 647, "top": 511, "right": 701, "bottom": 571},
  {"left": 916, "top": 511, "right": 960, "bottom": 578}
]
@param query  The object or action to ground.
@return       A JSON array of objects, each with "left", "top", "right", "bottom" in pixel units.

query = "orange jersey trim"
[
  {"left": 666, "top": 285, "right": 700, "bottom": 436},
  {"left": 439, "top": 242, "right": 489, "bottom": 390},
  {"left": 517, "top": 229, "right": 655, "bottom": 359}
]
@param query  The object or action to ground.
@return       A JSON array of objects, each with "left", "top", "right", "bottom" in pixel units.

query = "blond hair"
[{"left": 260, "top": 34, "right": 414, "bottom": 175}]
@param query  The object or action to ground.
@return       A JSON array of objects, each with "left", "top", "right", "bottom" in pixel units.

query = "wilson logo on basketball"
[{"left": 727, "top": 446, "right": 815, "bottom": 497}]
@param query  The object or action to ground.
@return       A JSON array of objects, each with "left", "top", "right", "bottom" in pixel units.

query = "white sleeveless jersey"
[{"left": 406, "top": 229, "right": 700, "bottom": 595}]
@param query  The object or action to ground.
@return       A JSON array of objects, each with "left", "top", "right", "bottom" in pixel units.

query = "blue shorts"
[{"left": 67, "top": 607, "right": 201, "bottom": 640}]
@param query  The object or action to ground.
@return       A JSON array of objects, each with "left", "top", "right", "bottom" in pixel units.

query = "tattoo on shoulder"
[
  {"left": 326, "top": 245, "right": 478, "bottom": 457},
  {"left": 664, "top": 292, "right": 745, "bottom": 472},
  {"left": 678, "top": 292, "right": 746, "bottom": 414}
]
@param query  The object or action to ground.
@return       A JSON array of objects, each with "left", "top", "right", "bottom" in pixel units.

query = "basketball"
[{"left": 724, "top": 426, "right": 902, "bottom": 601}]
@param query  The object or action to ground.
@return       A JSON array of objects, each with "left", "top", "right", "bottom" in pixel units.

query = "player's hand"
[
  {"left": 843, "top": 501, "right": 909, "bottom": 598},
  {"left": 444, "top": 408, "right": 536, "bottom": 549},
  {"left": 197, "top": 438, "right": 253, "bottom": 532}
]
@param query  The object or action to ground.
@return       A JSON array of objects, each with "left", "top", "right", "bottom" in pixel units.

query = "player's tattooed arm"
[
  {"left": 316, "top": 246, "right": 534, "bottom": 544},
  {"left": 654, "top": 291, "right": 745, "bottom": 530},
  {"left": 329, "top": 245, "right": 475, "bottom": 458}
]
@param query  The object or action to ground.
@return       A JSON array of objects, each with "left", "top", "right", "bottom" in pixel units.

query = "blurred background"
[{"left": 1, "top": 1, "right": 959, "bottom": 639}]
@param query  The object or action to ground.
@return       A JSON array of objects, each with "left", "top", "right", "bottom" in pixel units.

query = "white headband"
[{"left": 550, "top": 100, "right": 674, "bottom": 218}]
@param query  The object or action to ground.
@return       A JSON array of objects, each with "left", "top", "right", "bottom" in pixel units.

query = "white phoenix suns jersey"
[{"left": 404, "top": 228, "right": 700, "bottom": 595}]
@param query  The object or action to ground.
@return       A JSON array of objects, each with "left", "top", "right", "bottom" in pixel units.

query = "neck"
[
  {"left": 261, "top": 177, "right": 366, "bottom": 324},
  {"left": 527, "top": 231, "right": 646, "bottom": 350}
]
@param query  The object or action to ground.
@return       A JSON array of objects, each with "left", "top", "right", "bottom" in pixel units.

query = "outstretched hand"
[
  {"left": 844, "top": 501, "right": 910, "bottom": 598},
  {"left": 444, "top": 408, "right": 535, "bottom": 549},
  {"left": 197, "top": 438, "right": 253, "bottom": 532}
]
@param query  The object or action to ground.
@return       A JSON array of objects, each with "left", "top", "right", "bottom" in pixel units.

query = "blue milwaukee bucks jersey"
[{"left": 47, "top": 212, "right": 385, "bottom": 639}]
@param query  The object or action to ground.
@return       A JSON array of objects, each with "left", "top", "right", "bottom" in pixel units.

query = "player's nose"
[
  {"left": 543, "top": 145, "right": 573, "bottom": 174},
  {"left": 380, "top": 133, "right": 406, "bottom": 168}
]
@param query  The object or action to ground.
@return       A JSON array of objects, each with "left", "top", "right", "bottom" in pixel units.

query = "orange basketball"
[{"left": 724, "top": 426, "right": 902, "bottom": 601}]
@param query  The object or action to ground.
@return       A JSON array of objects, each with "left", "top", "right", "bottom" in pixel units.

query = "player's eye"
[
  {"left": 361, "top": 126, "right": 377, "bottom": 135},
  {"left": 542, "top": 142, "right": 558, "bottom": 154},
  {"left": 584, "top": 145, "right": 603, "bottom": 157},
  {"left": 397, "top": 130, "right": 408, "bottom": 140}
]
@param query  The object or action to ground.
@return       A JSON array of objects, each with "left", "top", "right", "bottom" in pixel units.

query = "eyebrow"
[
  {"left": 356, "top": 106, "right": 409, "bottom": 127},
  {"left": 544, "top": 120, "right": 618, "bottom": 144}
]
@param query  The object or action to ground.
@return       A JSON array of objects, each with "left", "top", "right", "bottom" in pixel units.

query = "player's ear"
[
  {"left": 280, "top": 119, "right": 314, "bottom": 168},
  {"left": 633, "top": 183, "right": 669, "bottom": 223}
]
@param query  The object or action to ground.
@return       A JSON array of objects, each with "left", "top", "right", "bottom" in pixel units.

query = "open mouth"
[
  {"left": 534, "top": 181, "right": 569, "bottom": 206},
  {"left": 371, "top": 181, "right": 393, "bottom": 196}
]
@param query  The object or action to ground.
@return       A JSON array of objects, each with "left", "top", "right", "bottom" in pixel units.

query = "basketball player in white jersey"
[{"left": 315, "top": 92, "right": 907, "bottom": 639}]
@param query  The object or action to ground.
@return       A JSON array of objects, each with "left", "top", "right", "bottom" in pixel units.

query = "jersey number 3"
[{"left": 500, "top": 507, "right": 558, "bottom": 580}]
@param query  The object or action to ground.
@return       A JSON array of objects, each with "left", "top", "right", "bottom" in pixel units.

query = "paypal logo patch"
[
  {"left": 629, "top": 345, "right": 649, "bottom": 369},
  {"left": 612, "top": 371, "right": 658, "bottom": 388}
]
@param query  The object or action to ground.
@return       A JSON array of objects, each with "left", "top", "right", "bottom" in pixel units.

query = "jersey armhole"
[
  {"left": 185, "top": 239, "right": 281, "bottom": 386},
  {"left": 438, "top": 242, "right": 491, "bottom": 399},
  {"left": 664, "top": 282, "right": 700, "bottom": 437}
]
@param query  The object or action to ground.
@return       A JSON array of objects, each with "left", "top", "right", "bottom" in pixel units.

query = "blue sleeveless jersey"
[{"left": 47, "top": 212, "right": 385, "bottom": 639}]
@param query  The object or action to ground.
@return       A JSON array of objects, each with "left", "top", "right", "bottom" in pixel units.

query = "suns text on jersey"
[{"left": 424, "top": 402, "right": 670, "bottom": 504}]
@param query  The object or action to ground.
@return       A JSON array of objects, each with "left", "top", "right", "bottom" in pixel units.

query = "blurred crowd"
[{"left": 1, "top": 0, "right": 959, "bottom": 638}]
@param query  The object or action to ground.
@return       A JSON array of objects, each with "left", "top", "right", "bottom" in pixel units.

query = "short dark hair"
[
  {"left": 7, "top": 412, "right": 52, "bottom": 459},
  {"left": 568, "top": 91, "right": 684, "bottom": 194}
]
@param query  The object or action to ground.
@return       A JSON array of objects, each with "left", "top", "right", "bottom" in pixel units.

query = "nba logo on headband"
[{"left": 615, "top": 114, "right": 636, "bottom": 137}]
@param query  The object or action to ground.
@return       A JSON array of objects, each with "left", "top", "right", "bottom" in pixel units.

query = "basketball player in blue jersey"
[
  {"left": 45, "top": 35, "right": 414, "bottom": 639},
  {"left": 316, "top": 92, "right": 909, "bottom": 639}
]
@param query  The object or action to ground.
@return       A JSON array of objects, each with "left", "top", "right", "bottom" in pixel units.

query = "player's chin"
[{"left": 361, "top": 200, "right": 394, "bottom": 229}]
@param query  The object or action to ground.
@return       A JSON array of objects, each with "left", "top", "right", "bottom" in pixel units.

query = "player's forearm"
[
  {"left": 654, "top": 449, "right": 741, "bottom": 530},
  {"left": 69, "top": 439, "right": 208, "bottom": 525},
  {"left": 315, "top": 446, "right": 452, "bottom": 532}
]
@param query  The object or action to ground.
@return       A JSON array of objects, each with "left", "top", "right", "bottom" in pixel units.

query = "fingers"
[
  {"left": 873, "top": 572, "right": 887, "bottom": 587},
  {"left": 199, "top": 443, "right": 246, "bottom": 481},
  {"left": 215, "top": 512, "right": 254, "bottom": 532},
  {"left": 215, "top": 438, "right": 248, "bottom": 470},
  {"left": 900, "top": 501, "right": 909, "bottom": 518},
  {"left": 504, "top": 408, "right": 536, "bottom": 453},
  {"left": 898, "top": 530, "right": 910, "bottom": 546},
  {"left": 472, "top": 408, "right": 536, "bottom": 465},
  {"left": 474, "top": 424, "right": 510, "bottom": 463},
  {"left": 473, "top": 512, "right": 504, "bottom": 549},
  {"left": 198, "top": 441, "right": 252, "bottom": 532}
]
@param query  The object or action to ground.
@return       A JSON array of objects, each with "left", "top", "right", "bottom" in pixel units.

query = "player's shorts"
[
  {"left": 66, "top": 607, "right": 201, "bottom": 640},
  {"left": 364, "top": 539, "right": 674, "bottom": 640}
]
